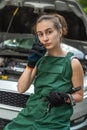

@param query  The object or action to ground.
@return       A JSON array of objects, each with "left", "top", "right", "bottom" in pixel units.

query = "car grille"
[{"left": 0, "top": 91, "right": 29, "bottom": 108}]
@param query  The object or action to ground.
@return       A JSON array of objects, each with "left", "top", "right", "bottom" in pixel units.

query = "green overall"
[{"left": 4, "top": 52, "right": 74, "bottom": 130}]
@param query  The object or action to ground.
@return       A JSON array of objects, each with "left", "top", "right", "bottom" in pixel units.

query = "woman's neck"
[{"left": 46, "top": 48, "right": 66, "bottom": 57}]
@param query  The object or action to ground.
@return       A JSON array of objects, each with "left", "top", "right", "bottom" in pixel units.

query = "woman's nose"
[{"left": 43, "top": 34, "right": 48, "bottom": 41}]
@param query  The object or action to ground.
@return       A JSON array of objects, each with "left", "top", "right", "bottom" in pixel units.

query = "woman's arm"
[
  {"left": 71, "top": 58, "right": 84, "bottom": 102},
  {"left": 17, "top": 66, "right": 36, "bottom": 94}
]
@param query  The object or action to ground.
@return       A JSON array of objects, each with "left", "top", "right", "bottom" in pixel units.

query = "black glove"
[
  {"left": 46, "top": 92, "right": 69, "bottom": 107},
  {"left": 28, "top": 36, "right": 46, "bottom": 68},
  {"left": 46, "top": 87, "right": 81, "bottom": 112}
]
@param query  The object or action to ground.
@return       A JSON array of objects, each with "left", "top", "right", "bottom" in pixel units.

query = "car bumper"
[
  {"left": 0, "top": 78, "right": 87, "bottom": 129},
  {"left": 70, "top": 94, "right": 87, "bottom": 129}
]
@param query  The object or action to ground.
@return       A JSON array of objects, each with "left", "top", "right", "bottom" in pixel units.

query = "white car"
[{"left": 0, "top": 0, "right": 87, "bottom": 129}]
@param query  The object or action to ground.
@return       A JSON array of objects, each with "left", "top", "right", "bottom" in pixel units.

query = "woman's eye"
[
  {"left": 37, "top": 33, "right": 43, "bottom": 37},
  {"left": 47, "top": 30, "right": 53, "bottom": 35}
]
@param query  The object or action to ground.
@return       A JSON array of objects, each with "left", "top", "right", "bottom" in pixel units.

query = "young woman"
[{"left": 4, "top": 14, "right": 84, "bottom": 130}]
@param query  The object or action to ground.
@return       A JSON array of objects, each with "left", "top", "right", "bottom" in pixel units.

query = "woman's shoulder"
[
  {"left": 71, "top": 57, "right": 84, "bottom": 77},
  {"left": 71, "top": 58, "right": 82, "bottom": 68},
  {"left": 66, "top": 52, "right": 83, "bottom": 71}
]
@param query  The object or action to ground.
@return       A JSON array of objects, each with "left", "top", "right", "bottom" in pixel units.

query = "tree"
[{"left": 77, "top": 0, "right": 87, "bottom": 13}]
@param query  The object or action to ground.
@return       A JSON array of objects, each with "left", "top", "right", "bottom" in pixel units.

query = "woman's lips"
[{"left": 44, "top": 43, "right": 50, "bottom": 47}]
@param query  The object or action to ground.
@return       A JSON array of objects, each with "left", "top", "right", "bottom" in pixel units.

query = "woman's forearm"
[{"left": 17, "top": 66, "right": 34, "bottom": 94}]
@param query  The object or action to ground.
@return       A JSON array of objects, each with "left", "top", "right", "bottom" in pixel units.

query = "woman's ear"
[{"left": 59, "top": 28, "right": 63, "bottom": 37}]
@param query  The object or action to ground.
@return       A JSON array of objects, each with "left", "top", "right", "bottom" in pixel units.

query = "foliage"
[{"left": 77, "top": 0, "right": 87, "bottom": 13}]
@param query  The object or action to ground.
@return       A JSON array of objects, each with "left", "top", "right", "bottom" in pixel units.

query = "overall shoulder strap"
[{"left": 66, "top": 52, "right": 76, "bottom": 60}]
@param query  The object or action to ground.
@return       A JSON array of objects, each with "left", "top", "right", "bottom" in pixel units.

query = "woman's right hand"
[{"left": 28, "top": 35, "right": 46, "bottom": 68}]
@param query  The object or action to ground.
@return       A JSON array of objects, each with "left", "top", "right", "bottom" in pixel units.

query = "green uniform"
[{"left": 4, "top": 52, "right": 74, "bottom": 130}]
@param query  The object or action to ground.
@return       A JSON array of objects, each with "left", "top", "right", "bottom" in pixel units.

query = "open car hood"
[
  {"left": 0, "top": 0, "right": 87, "bottom": 33},
  {"left": 0, "top": 0, "right": 87, "bottom": 56}
]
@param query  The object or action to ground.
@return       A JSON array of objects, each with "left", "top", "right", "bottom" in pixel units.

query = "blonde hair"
[
  {"left": 52, "top": 14, "right": 68, "bottom": 36},
  {"left": 35, "top": 14, "right": 62, "bottom": 32},
  {"left": 34, "top": 14, "right": 68, "bottom": 37}
]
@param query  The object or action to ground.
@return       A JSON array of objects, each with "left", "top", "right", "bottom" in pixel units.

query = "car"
[{"left": 0, "top": 0, "right": 87, "bottom": 129}]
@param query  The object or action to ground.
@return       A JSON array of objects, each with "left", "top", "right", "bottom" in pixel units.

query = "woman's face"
[{"left": 36, "top": 20, "right": 62, "bottom": 50}]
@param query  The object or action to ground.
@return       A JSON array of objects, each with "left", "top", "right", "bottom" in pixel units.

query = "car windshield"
[{"left": 1, "top": 38, "right": 34, "bottom": 50}]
